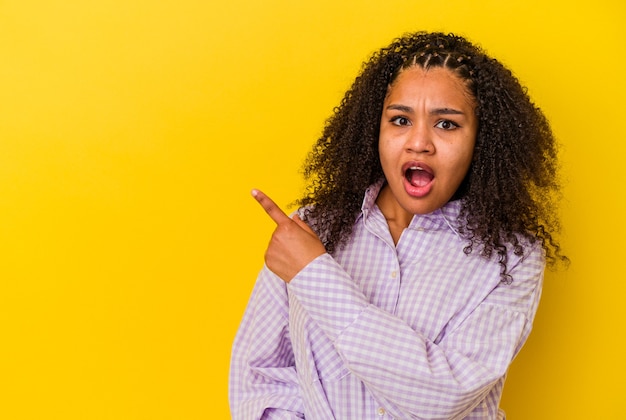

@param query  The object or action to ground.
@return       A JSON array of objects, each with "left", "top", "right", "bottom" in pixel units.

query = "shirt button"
[
  {"left": 391, "top": 271, "right": 397, "bottom": 278},
  {"left": 377, "top": 407, "right": 386, "bottom": 416}
]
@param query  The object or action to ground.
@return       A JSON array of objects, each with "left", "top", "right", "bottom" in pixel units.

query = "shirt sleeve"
[
  {"left": 287, "top": 245, "right": 544, "bottom": 419},
  {"left": 229, "top": 267, "right": 305, "bottom": 420}
]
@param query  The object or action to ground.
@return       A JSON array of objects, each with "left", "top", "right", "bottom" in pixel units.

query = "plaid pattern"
[{"left": 230, "top": 183, "right": 544, "bottom": 419}]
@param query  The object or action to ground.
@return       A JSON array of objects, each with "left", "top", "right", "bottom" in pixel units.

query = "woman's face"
[{"left": 378, "top": 66, "right": 478, "bottom": 216}]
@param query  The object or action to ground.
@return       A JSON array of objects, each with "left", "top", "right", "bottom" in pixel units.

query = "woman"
[{"left": 230, "top": 31, "right": 567, "bottom": 419}]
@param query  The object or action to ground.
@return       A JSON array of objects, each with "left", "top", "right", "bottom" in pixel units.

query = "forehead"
[{"left": 386, "top": 66, "right": 476, "bottom": 107}]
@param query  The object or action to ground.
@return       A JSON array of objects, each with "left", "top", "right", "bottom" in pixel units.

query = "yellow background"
[{"left": 1, "top": 0, "right": 624, "bottom": 418}]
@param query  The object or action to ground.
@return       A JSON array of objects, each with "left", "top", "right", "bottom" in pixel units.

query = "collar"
[{"left": 360, "top": 180, "right": 463, "bottom": 236}]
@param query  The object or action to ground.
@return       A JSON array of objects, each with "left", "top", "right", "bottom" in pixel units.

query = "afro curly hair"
[{"left": 296, "top": 31, "right": 567, "bottom": 281}]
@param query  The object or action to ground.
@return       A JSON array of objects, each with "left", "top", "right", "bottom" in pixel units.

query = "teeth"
[{"left": 409, "top": 166, "right": 423, "bottom": 171}]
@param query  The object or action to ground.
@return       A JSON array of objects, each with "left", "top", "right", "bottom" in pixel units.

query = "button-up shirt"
[{"left": 230, "top": 182, "right": 544, "bottom": 419}]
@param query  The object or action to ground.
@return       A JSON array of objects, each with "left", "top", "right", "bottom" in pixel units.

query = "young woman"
[{"left": 229, "top": 31, "right": 566, "bottom": 419}]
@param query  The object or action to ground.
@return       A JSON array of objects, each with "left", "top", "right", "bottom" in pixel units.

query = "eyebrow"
[{"left": 385, "top": 104, "right": 466, "bottom": 116}]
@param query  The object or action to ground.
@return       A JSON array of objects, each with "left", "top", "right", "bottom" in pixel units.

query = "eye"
[
  {"left": 435, "top": 119, "right": 459, "bottom": 130},
  {"left": 390, "top": 116, "right": 411, "bottom": 126}
]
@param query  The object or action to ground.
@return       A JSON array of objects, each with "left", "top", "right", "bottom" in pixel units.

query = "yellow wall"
[{"left": 1, "top": 1, "right": 624, "bottom": 418}]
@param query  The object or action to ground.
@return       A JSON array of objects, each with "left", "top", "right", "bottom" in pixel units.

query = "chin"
[{"left": 403, "top": 199, "right": 443, "bottom": 215}]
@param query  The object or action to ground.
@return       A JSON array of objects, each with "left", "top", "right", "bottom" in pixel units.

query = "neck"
[{"left": 376, "top": 184, "right": 413, "bottom": 244}]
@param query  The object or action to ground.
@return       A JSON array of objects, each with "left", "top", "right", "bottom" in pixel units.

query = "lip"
[{"left": 401, "top": 161, "right": 434, "bottom": 198}]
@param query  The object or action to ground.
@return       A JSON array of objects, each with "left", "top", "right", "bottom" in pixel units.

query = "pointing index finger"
[{"left": 251, "top": 189, "right": 291, "bottom": 226}]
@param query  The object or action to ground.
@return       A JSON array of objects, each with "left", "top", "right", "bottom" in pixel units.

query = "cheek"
[
  {"left": 377, "top": 138, "right": 395, "bottom": 164},
  {"left": 458, "top": 155, "right": 475, "bottom": 183},
  {"left": 380, "top": 148, "right": 404, "bottom": 173},
  {"left": 445, "top": 144, "right": 475, "bottom": 181}
]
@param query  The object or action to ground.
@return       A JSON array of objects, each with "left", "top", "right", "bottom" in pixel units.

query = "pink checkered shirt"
[{"left": 230, "top": 182, "right": 544, "bottom": 419}]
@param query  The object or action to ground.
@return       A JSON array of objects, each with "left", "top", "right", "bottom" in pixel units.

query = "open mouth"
[{"left": 404, "top": 164, "right": 434, "bottom": 187}]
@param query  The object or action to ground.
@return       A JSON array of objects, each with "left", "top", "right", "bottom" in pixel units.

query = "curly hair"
[{"left": 296, "top": 31, "right": 567, "bottom": 281}]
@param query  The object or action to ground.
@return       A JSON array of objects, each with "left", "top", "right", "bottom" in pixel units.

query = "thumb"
[{"left": 292, "top": 214, "right": 317, "bottom": 237}]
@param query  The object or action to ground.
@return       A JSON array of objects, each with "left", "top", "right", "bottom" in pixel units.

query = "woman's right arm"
[{"left": 229, "top": 267, "right": 304, "bottom": 420}]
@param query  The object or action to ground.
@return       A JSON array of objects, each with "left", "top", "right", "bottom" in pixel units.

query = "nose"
[{"left": 405, "top": 122, "right": 434, "bottom": 154}]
